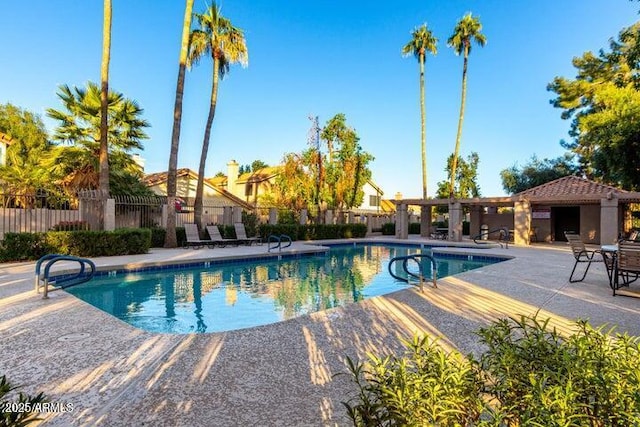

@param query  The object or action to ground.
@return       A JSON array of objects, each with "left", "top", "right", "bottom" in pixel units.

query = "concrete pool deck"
[{"left": 2, "top": 237, "right": 640, "bottom": 426}]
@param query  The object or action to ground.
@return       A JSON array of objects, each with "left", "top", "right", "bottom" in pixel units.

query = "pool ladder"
[
  {"left": 388, "top": 254, "right": 438, "bottom": 292},
  {"left": 267, "top": 234, "right": 292, "bottom": 252},
  {"left": 34, "top": 254, "right": 96, "bottom": 299}
]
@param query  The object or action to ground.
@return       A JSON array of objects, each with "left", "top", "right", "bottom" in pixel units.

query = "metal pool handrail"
[
  {"left": 35, "top": 254, "right": 96, "bottom": 299},
  {"left": 267, "top": 234, "right": 293, "bottom": 252},
  {"left": 388, "top": 254, "right": 438, "bottom": 291}
]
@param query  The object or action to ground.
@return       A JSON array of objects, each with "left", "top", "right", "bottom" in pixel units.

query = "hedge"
[
  {"left": 0, "top": 229, "right": 152, "bottom": 262},
  {"left": 258, "top": 223, "right": 367, "bottom": 240}
]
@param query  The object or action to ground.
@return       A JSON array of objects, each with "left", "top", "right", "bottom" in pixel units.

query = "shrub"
[
  {"left": 0, "top": 233, "right": 52, "bottom": 262},
  {"left": 1, "top": 374, "right": 48, "bottom": 426},
  {"left": 0, "top": 229, "right": 152, "bottom": 261},
  {"left": 257, "top": 224, "right": 367, "bottom": 241},
  {"left": 408, "top": 222, "right": 420, "bottom": 234},
  {"left": 241, "top": 212, "right": 259, "bottom": 237},
  {"left": 149, "top": 227, "right": 186, "bottom": 248},
  {"left": 381, "top": 222, "right": 395, "bottom": 235},
  {"left": 342, "top": 315, "right": 640, "bottom": 426}
]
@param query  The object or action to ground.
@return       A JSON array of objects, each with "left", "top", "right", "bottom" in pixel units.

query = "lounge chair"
[
  {"left": 206, "top": 225, "right": 240, "bottom": 247},
  {"left": 234, "top": 223, "right": 262, "bottom": 246},
  {"left": 614, "top": 240, "right": 640, "bottom": 295},
  {"left": 184, "top": 223, "right": 214, "bottom": 249},
  {"left": 565, "top": 232, "right": 602, "bottom": 283}
]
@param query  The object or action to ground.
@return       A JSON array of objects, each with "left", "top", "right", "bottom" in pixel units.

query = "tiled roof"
[
  {"left": 142, "top": 169, "right": 252, "bottom": 209},
  {"left": 515, "top": 176, "right": 628, "bottom": 199}
]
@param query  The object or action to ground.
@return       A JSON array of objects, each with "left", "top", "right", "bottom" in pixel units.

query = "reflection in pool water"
[{"left": 67, "top": 244, "right": 503, "bottom": 333}]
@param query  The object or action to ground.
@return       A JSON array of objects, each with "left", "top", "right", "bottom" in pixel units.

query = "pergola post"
[
  {"left": 469, "top": 205, "right": 482, "bottom": 239},
  {"left": 396, "top": 203, "right": 408, "bottom": 239},
  {"left": 600, "top": 197, "right": 619, "bottom": 244},
  {"left": 448, "top": 201, "right": 462, "bottom": 242},
  {"left": 420, "top": 205, "right": 431, "bottom": 237},
  {"left": 514, "top": 199, "right": 531, "bottom": 245}
]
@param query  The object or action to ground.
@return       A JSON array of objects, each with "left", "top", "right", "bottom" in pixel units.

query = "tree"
[
  {"left": 402, "top": 24, "right": 438, "bottom": 200},
  {"left": 46, "top": 83, "right": 150, "bottom": 195},
  {"left": 548, "top": 22, "right": 640, "bottom": 190},
  {"left": 188, "top": 2, "right": 248, "bottom": 228},
  {"left": 165, "top": 0, "right": 195, "bottom": 248},
  {"left": 273, "top": 114, "right": 374, "bottom": 221},
  {"left": 436, "top": 152, "right": 481, "bottom": 199},
  {"left": 500, "top": 154, "right": 579, "bottom": 194},
  {"left": 99, "top": 0, "right": 112, "bottom": 195},
  {"left": 447, "top": 13, "right": 486, "bottom": 198},
  {"left": 0, "top": 104, "right": 52, "bottom": 193}
]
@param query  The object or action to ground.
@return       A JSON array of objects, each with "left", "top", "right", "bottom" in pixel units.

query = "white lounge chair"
[
  {"left": 234, "top": 223, "right": 262, "bottom": 246},
  {"left": 206, "top": 225, "right": 240, "bottom": 248}
]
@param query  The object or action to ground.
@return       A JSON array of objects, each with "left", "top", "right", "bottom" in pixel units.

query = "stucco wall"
[{"left": 580, "top": 205, "right": 600, "bottom": 244}]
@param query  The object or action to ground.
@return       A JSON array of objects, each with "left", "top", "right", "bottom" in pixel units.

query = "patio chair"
[
  {"left": 184, "top": 223, "right": 214, "bottom": 249},
  {"left": 565, "top": 232, "right": 602, "bottom": 283},
  {"left": 234, "top": 223, "right": 262, "bottom": 246},
  {"left": 206, "top": 225, "right": 240, "bottom": 248},
  {"left": 614, "top": 240, "right": 640, "bottom": 295}
]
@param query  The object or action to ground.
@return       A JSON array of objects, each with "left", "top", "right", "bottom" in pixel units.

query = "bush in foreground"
[
  {"left": 342, "top": 315, "right": 640, "bottom": 426},
  {"left": 0, "top": 374, "right": 47, "bottom": 426}
]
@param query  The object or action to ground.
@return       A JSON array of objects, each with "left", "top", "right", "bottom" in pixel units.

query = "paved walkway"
[{"left": 1, "top": 237, "right": 639, "bottom": 426}]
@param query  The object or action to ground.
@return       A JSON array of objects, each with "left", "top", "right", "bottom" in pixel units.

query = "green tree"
[
  {"left": 188, "top": 2, "right": 248, "bottom": 228},
  {"left": 99, "top": 0, "right": 112, "bottom": 195},
  {"left": 447, "top": 13, "right": 486, "bottom": 197},
  {"left": 46, "top": 82, "right": 150, "bottom": 195},
  {"left": 273, "top": 114, "right": 374, "bottom": 221},
  {"left": 548, "top": 22, "right": 640, "bottom": 189},
  {"left": 0, "top": 104, "right": 53, "bottom": 194},
  {"left": 165, "top": 0, "right": 195, "bottom": 248},
  {"left": 436, "top": 152, "right": 481, "bottom": 199},
  {"left": 500, "top": 154, "right": 579, "bottom": 194},
  {"left": 402, "top": 24, "right": 438, "bottom": 200}
]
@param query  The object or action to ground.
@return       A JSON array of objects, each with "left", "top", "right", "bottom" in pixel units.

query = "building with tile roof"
[{"left": 396, "top": 175, "right": 640, "bottom": 245}]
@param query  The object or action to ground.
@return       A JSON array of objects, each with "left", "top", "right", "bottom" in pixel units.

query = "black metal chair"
[{"left": 565, "top": 232, "right": 602, "bottom": 283}]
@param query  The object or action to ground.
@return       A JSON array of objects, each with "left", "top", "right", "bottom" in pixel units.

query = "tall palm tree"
[
  {"left": 448, "top": 13, "right": 486, "bottom": 198},
  {"left": 188, "top": 3, "right": 248, "bottom": 228},
  {"left": 402, "top": 24, "right": 438, "bottom": 200},
  {"left": 99, "top": 0, "right": 112, "bottom": 196},
  {"left": 165, "top": 0, "right": 195, "bottom": 248}
]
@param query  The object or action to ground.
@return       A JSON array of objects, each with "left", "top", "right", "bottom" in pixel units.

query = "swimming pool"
[{"left": 67, "top": 244, "right": 506, "bottom": 334}]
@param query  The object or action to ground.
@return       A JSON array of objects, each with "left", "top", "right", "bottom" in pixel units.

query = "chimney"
[
  {"left": 395, "top": 192, "right": 403, "bottom": 200},
  {"left": 227, "top": 160, "right": 239, "bottom": 194}
]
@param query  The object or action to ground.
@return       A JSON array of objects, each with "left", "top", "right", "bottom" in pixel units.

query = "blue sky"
[{"left": 1, "top": 1, "right": 638, "bottom": 198}]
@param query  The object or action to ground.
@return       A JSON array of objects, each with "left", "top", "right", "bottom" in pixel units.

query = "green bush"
[
  {"left": 0, "top": 229, "right": 152, "bottom": 261},
  {"left": 149, "top": 227, "right": 186, "bottom": 248},
  {"left": 241, "top": 212, "right": 259, "bottom": 237},
  {"left": 0, "top": 233, "right": 52, "bottom": 262},
  {"left": 408, "top": 222, "right": 420, "bottom": 234},
  {"left": 381, "top": 222, "right": 395, "bottom": 235},
  {"left": 342, "top": 315, "right": 640, "bottom": 426},
  {"left": 257, "top": 223, "right": 367, "bottom": 241},
  {"left": 1, "top": 374, "right": 48, "bottom": 427}
]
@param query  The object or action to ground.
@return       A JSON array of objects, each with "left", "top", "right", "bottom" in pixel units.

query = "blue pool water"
[{"left": 66, "top": 244, "right": 505, "bottom": 334}]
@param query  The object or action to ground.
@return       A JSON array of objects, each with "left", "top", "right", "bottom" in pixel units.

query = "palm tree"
[
  {"left": 165, "top": 0, "right": 195, "bottom": 248},
  {"left": 402, "top": 24, "right": 438, "bottom": 200},
  {"left": 46, "top": 82, "right": 150, "bottom": 195},
  {"left": 188, "top": 3, "right": 248, "bottom": 228},
  {"left": 448, "top": 13, "right": 486, "bottom": 198},
  {"left": 99, "top": 0, "right": 112, "bottom": 196}
]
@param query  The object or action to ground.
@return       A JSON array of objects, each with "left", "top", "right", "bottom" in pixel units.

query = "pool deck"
[{"left": 2, "top": 237, "right": 640, "bottom": 426}]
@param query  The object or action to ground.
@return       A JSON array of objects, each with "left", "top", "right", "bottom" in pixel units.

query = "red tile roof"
[{"left": 515, "top": 176, "right": 628, "bottom": 199}]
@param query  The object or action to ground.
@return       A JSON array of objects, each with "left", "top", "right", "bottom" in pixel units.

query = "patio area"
[{"left": 1, "top": 237, "right": 639, "bottom": 426}]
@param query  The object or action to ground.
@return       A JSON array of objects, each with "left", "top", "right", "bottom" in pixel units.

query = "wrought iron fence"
[{"left": 114, "top": 194, "right": 165, "bottom": 229}]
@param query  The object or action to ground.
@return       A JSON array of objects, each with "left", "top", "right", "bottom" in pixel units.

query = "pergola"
[{"left": 394, "top": 176, "right": 640, "bottom": 245}]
